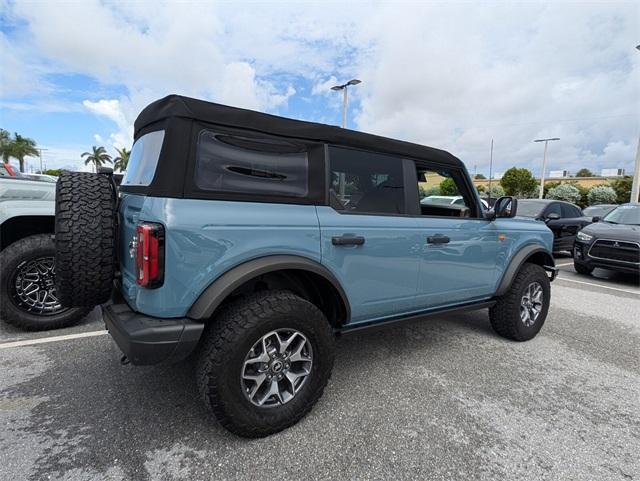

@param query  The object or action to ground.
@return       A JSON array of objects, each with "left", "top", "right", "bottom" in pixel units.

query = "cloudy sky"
[{"left": 1, "top": 0, "right": 638, "bottom": 177}]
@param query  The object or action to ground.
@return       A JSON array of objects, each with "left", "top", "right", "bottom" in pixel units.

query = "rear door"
[{"left": 317, "top": 147, "right": 419, "bottom": 324}]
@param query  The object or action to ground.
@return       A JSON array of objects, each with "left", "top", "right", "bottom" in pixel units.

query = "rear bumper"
[{"left": 102, "top": 288, "right": 204, "bottom": 365}]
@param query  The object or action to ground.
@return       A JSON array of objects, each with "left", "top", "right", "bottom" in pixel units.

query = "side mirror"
[
  {"left": 487, "top": 196, "right": 517, "bottom": 220},
  {"left": 592, "top": 216, "right": 600, "bottom": 223},
  {"left": 546, "top": 212, "right": 561, "bottom": 221}
]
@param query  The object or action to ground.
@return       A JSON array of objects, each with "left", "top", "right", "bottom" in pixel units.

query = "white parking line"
[
  {"left": 555, "top": 262, "right": 574, "bottom": 267},
  {"left": 555, "top": 276, "right": 640, "bottom": 295},
  {"left": 0, "top": 330, "right": 108, "bottom": 349}
]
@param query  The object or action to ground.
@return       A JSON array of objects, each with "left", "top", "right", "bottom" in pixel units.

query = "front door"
[{"left": 411, "top": 164, "right": 499, "bottom": 309}]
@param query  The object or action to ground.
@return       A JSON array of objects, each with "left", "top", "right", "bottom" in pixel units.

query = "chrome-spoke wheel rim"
[
  {"left": 520, "top": 281, "right": 543, "bottom": 327},
  {"left": 241, "top": 329, "right": 313, "bottom": 408},
  {"left": 11, "top": 256, "right": 68, "bottom": 316}
]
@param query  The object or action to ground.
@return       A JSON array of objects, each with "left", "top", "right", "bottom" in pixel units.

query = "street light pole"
[
  {"left": 331, "top": 79, "right": 362, "bottom": 128},
  {"left": 37, "top": 148, "right": 49, "bottom": 173},
  {"left": 534, "top": 137, "right": 560, "bottom": 199},
  {"left": 632, "top": 135, "right": 640, "bottom": 202},
  {"left": 631, "top": 45, "right": 640, "bottom": 202}
]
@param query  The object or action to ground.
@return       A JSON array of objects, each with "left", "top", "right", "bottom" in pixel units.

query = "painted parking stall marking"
[{"left": 0, "top": 330, "right": 108, "bottom": 349}]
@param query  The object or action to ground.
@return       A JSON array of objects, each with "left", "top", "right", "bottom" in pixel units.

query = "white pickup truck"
[{"left": 0, "top": 176, "right": 90, "bottom": 330}]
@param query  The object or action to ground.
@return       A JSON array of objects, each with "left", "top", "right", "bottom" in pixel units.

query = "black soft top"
[{"left": 135, "top": 95, "right": 462, "bottom": 167}]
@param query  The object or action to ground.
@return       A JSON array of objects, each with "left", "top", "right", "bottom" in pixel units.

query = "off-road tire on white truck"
[
  {"left": 489, "top": 263, "right": 550, "bottom": 342},
  {"left": 196, "top": 290, "right": 335, "bottom": 438},
  {"left": 55, "top": 171, "right": 116, "bottom": 307},
  {"left": 0, "top": 234, "right": 91, "bottom": 330}
]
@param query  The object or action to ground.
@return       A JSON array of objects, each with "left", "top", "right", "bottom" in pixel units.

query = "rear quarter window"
[
  {"left": 195, "top": 130, "right": 309, "bottom": 198},
  {"left": 122, "top": 130, "right": 165, "bottom": 186}
]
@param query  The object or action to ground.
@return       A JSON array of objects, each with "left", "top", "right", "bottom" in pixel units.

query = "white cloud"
[
  {"left": 3, "top": 0, "right": 639, "bottom": 175},
  {"left": 353, "top": 2, "right": 639, "bottom": 175},
  {"left": 311, "top": 77, "right": 339, "bottom": 96}
]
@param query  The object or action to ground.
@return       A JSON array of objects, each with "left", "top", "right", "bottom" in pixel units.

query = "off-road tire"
[
  {"left": 0, "top": 234, "right": 91, "bottom": 330},
  {"left": 489, "top": 263, "right": 550, "bottom": 342},
  {"left": 196, "top": 290, "right": 335, "bottom": 438},
  {"left": 55, "top": 171, "right": 116, "bottom": 307},
  {"left": 573, "top": 261, "right": 593, "bottom": 275}
]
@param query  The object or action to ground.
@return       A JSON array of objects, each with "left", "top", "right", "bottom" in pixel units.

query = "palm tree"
[
  {"left": 81, "top": 146, "right": 112, "bottom": 172},
  {"left": 0, "top": 129, "right": 11, "bottom": 163},
  {"left": 10, "top": 133, "right": 39, "bottom": 172},
  {"left": 113, "top": 147, "right": 130, "bottom": 172}
]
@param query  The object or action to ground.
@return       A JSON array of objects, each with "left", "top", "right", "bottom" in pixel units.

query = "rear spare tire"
[{"left": 55, "top": 171, "right": 116, "bottom": 306}]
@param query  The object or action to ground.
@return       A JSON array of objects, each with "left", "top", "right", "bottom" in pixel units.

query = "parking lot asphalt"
[{"left": 1, "top": 261, "right": 638, "bottom": 481}]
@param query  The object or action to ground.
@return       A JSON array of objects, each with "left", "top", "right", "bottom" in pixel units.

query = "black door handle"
[
  {"left": 332, "top": 235, "right": 365, "bottom": 246},
  {"left": 427, "top": 234, "right": 450, "bottom": 244}
]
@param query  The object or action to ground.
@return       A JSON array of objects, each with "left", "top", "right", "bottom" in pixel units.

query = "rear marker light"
[{"left": 135, "top": 222, "right": 165, "bottom": 288}]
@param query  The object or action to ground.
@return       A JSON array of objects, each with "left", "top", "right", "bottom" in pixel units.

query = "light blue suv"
[{"left": 54, "top": 95, "right": 557, "bottom": 437}]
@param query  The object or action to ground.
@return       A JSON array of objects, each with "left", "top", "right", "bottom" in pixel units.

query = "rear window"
[
  {"left": 195, "top": 130, "right": 309, "bottom": 198},
  {"left": 121, "top": 130, "right": 165, "bottom": 186}
]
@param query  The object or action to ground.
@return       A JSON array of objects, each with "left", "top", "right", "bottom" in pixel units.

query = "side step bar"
[{"left": 336, "top": 300, "right": 496, "bottom": 335}]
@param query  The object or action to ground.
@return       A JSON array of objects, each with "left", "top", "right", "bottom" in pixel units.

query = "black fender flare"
[
  {"left": 495, "top": 245, "right": 555, "bottom": 297},
  {"left": 187, "top": 255, "right": 351, "bottom": 321}
]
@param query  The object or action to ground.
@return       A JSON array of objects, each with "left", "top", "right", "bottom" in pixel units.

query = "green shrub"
[
  {"left": 610, "top": 176, "right": 633, "bottom": 203},
  {"left": 439, "top": 177, "right": 458, "bottom": 195},
  {"left": 587, "top": 185, "right": 617, "bottom": 205},
  {"left": 546, "top": 184, "right": 581, "bottom": 204}
]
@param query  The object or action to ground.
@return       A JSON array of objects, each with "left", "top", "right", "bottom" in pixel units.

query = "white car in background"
[
  {"left": 421, "top": 195, "right": 489, "bottom": 209},
  {"left": 0, "top": 176, "right": 90, "bottom": 330}
]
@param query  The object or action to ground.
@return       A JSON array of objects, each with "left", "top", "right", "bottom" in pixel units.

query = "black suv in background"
[
  {"left": 573, "top": 203, "right": 640, "bottom": 276},
  {"left": 517, "top": 199, "right": 591, "bottom": 253}
]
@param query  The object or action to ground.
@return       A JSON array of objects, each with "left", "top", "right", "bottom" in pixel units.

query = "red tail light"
[{"left": 135, "top": 222, "right": 164, "bottom": 288}]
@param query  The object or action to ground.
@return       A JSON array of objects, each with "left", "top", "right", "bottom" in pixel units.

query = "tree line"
[
  {"left": 421, "top": 166, "right": 632, "bottom": 206},
  {"left": 0, "top": 128, "right": 130, "bottom": 173},
  {"left": 473, "top": 167, "right": 631, "bottom": 206}
]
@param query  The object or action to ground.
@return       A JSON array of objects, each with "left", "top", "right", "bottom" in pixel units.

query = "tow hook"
[{"left": 120, "top": 355, "right": 130, "bottom": 366}]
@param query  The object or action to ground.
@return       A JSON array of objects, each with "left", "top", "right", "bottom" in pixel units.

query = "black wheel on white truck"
[{"left": 0, "top": 234, "right": 91, "bottom": 330}]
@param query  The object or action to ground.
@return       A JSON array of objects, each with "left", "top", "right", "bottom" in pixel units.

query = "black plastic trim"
[
  {"left": 495, "top": 245, "right": 555, "bottom": 296},
  {"left": 102, "top": 288, "right": 204, "bottom": 365},
  {"left": 187, "top": 255, "right": 351, "bottom": 321},
  {"left": 337, "top": 300, "right": 496, "bottom": 334}
]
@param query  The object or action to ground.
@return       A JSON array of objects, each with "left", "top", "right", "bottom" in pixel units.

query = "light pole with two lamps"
[{"left": 331, "top": 79, "right": 361, "bottom": 128}]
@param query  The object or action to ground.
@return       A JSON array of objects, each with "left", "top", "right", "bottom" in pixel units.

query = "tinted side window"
[
  {"left": 195, "top": 130, "right": 308, "bottom": 197},
  {"left": 561, "top": 203, "right": 580, "bottom": 218},
  {"left": 415, "top": 165, "right": 476, "bottom": 218},
  {"left": 329, "top": 146, "right": 405, "bottom": 215},
  {"left": 545, "top": 203, "right": 562, "bottom": 217}
]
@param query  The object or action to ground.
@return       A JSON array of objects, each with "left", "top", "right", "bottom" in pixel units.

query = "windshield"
[
  {"left": 603, "top": 204, "right": 640, "bottom": 225},
  {"left": 516, "top": 200, "right": 546, "bottom": 218},
  {"left": 583, "top": 205, "right": 615, "bottom": 218},
  {"left": 121, "top": 130, "right": 165, "bottom": 186}
]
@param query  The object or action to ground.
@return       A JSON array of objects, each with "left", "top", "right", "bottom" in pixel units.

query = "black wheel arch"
[
  {"left": 495, "top": 245, "right": 555, "bottom": 297},
  {"left": 187, "top": 255, "right": 351, "bottom": 326}
]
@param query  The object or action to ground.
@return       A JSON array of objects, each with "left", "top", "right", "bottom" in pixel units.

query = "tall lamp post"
[
  {"left": 331, "top": 79, "right": 362, "bottom": 128},
  {"left": 631, "top": 45, "right": 640, "bottom": 202},
  {"left": 534, "top": 137, "right": 560, "bottom": 199},
  {"left": 38, "top": 148, "right": 49, "bottom": 173}
]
